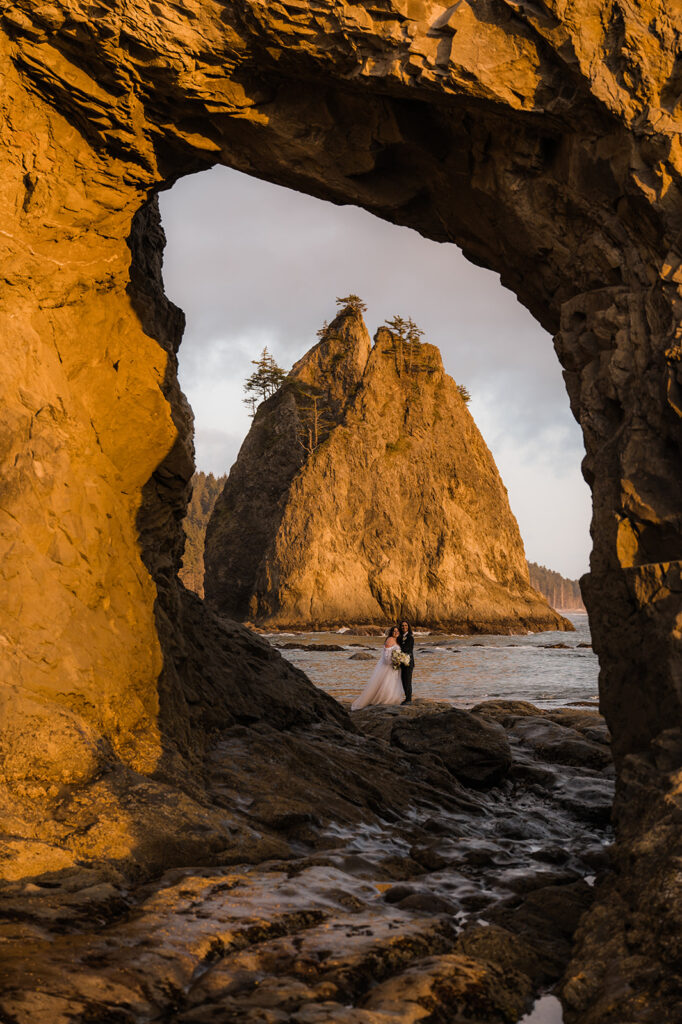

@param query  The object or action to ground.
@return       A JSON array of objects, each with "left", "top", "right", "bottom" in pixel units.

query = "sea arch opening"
[
  {"left": 159, "top": 166, "right": 591, "bottom": 590},
  {"left": 123, "top": 37, "right": 681, "bottom": 778},
  {"left": 156, "top": 165, "right": 595, "bottom": 706}
]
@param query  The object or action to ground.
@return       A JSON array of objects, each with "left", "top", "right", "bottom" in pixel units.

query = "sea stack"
[{"left": 204, "top": 303, "right": 571, "bottom": 633}]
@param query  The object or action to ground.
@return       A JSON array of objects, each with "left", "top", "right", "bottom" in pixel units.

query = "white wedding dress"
[{"left": 351, "top": 643, "right": 405, "bottom": 710}]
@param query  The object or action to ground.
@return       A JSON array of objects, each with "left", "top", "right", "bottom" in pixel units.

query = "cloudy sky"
[{"left": 159, "top": 166, "right": 591, "bottom": 580}]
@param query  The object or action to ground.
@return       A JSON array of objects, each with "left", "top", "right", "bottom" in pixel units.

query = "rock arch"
[{"left": 1, "top": 2, "right": 680, "bottom": 1019}]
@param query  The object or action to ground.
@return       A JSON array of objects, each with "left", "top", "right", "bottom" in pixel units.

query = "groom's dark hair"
[{"left": 400, "top": 619, "right": 413, "bottom": 636}]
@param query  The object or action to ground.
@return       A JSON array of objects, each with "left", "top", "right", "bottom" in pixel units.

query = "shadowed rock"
[
  {"left": 390, "top": 708, "right": 513, "bottom": 789},
  {"left": 0, "top": 700, "right": 613, "bottom": 1023}
]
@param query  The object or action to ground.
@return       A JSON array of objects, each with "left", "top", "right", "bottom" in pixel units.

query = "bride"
[{"left": 351, "top": 626, "right": 405, "bottom": 710}]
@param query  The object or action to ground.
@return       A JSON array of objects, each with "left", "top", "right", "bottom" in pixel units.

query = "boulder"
[
  {"left": 472, "top": 700, "right": 549, "bottom": 725},
  {"left": 505, "top": 718, "right": 612, "bottom": 771},
  {"left": 348, "top": 699, "right": 456, "bottom": 743},
  {"left": 474, "top": 702, "right": 612, "bottom": 755},
  {"left": 455, "top": 922, "right": 543, "bottom": 987},
  {"left": 390, "top": 709, "right": 512, "bottom": 789},
  {"left": 488, "top": 881, "right": 594, "bottom": 983}
]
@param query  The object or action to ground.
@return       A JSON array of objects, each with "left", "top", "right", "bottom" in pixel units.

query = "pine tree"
[
  {"left": 296, "top": 387, "right": 332, "bottom": 457},
  {"left": 385, "top": 315, "right": 407, "bottom": 336},
  {"left": 243, "top": 347, "right": 287, "bottom": 412},
  {"left": 405, "top": 317, "right": 423, "bottom": 373},
  {"left": 384, "top": 315, "right": 408, "bottom": 374},
  {"left": 243, "top": 394, "right": 258, "bottom": 419},
  {"left": 405, "top": 318, "right": 423, "bottom": 344},
  {"left": 336, "top": 294, "right": 367, "bottom": 315},
  {"left": 456, "top": 384, "right": 471, "bottom": 404}
]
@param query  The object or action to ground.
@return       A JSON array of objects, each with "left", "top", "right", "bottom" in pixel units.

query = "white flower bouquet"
[{"left": 391, "top": 649, "right": 411, "bottom": 669}]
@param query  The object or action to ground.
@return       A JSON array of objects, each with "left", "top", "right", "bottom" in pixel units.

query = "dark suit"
[{"left": 398, "top": 631, "right": 415, "bottom": 701}]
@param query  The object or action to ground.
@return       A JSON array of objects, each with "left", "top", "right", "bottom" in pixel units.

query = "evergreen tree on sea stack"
[
  {"left": 384, "top": 314, "right": 425, "bottom": 375},
  {"left": 383, "top": 313, "right": 470, "bottom": 397},
  {"left": 336, "top": 294, "right": 367, "bottom": 315},
  {"left": 243, "top": 347, "right": 287, "bottom": 416}
]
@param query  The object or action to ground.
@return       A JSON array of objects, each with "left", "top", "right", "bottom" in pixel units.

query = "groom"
[{"left": 398, "top": 619, "right": 415, "bottom": 704}]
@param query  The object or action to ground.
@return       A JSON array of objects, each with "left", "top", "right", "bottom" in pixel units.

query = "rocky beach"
[{"left": 0, "top": 679, "right": 613, "bottom": 1023}]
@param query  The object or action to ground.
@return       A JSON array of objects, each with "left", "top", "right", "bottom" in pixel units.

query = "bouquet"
[{"left": 392, "top": 649, "right": 411, "bottom": 669}]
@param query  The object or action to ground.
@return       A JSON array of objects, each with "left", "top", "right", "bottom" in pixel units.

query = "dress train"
[{"left": 350, "top": 644, "right": 404, "bottom": 710}]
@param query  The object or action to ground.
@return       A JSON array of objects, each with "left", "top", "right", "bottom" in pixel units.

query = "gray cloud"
[{"left": 160, "top": 166, "right": 591, "bottom": 579}]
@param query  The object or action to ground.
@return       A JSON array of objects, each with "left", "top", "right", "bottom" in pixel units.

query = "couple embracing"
[{"left": 351, "top": 620, "right": 415, "bottom": 711}]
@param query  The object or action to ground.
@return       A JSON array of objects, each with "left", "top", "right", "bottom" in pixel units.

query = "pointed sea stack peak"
[
  {"left": 371, "top": 323, "right": 445, "bottom": 378},
  {"left": 288, "top": 303, "right": 372, "bottom": 418}
]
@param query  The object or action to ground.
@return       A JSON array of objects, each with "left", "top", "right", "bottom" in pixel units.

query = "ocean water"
[{"left": 274, "top": 613, "right": 599, "bottom": 710}]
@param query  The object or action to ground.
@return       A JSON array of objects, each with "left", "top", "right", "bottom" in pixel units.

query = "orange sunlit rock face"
[{"left": 0, "top": 48, "right": 171, "bottom": 808}]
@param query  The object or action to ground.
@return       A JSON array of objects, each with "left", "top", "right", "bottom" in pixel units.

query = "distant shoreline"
[{"left": 249, "top": 616, "right": 581, "bottom": 636}]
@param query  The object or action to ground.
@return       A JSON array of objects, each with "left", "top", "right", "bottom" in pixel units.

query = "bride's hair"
[{"left": 386, "top": 625, "right": 399, "bottom": 637}]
